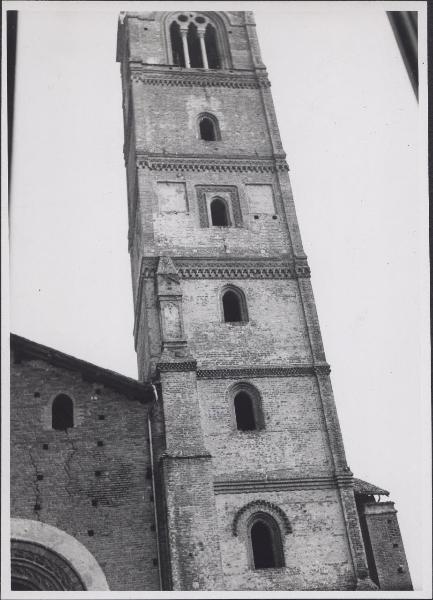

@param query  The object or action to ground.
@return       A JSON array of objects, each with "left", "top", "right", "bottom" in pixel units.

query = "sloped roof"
[
  {"left": 10, "top": 334, "right": 153, "bottom": 403},
  {"left": 353, "top": 477, "right": 389, "bottom": 496}
]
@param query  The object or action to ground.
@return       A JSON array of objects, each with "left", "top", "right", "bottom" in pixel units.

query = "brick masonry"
[
  {"left": 10, "top": 9, "right": 412, "bottom": 592},
  {"left": 10, "top": 357, "right": 158, "bottom": 591}
]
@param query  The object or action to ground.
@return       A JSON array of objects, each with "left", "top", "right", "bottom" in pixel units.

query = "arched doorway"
[
  {"left": 11, "top": 540, "right": 85, "bottom": 590},
  {"left": 10, "top": 519, "right": 110, "bottom": 591}
]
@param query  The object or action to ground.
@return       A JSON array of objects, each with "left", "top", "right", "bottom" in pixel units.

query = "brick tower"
[{"left": 116, "top": 11, "right": 411, "bottom": 591}]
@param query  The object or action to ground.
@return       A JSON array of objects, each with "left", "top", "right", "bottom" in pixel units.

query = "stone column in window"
[
  {"left": 180, "top": 27, "right": 190, "bottom": 68},
  {"left": 197, "top": 29, "right": 209, "bottom": 69}
]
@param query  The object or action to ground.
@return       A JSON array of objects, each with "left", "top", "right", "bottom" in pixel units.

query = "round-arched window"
[
  {"left": 248, "top": 513, "right": 285, "bottom": 569},
  {"left": 211, "top": 197, "right": 229, "bottom": 226},
  {"left": 52, "top": 394, "right": 74, "bottom": 431},
  {"left": 222, "top": 287, "right": 248, "bottom": 322}
]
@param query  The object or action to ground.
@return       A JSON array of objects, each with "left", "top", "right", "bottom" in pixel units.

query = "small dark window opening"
[
  {"left": 170, "top": 22, "right": 185, "bottom": 67},
  {"left": 251, "top": 518, "right": 283, "bottom": 569},
  {"left": 187, "top": 22, "right": 203, "bottom": 68},
  {"left": 52, "top": 394, "right": 73, "bottom": 431},
  {"left": 205, "top": 24, "right": 220, "bottom": 69},
  {"left": 234, "top": 392, "right": 256, "bottom": 431},
  {"left": 223, "top": 290, "right": 243, "bottom": 322},
  {"left": 211, "top": 198, "right": 229, "bottom": 226},
  {"left": 199, "top": 117, "right": 216, "bottom": 141}
]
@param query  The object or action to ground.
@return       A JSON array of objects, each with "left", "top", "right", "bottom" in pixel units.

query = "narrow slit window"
[
  {"left": 199, "top": 117, "right": 217, "bottom": 141},
  {"left": 211, "top": 198, "right": 229, "bottom": 226},
  {"left": 250, "top": 517, "right": 284, "bottom": 569},
  {"left": 222, "top": 290, "right": 244, "bottom": 321},
  {"left": 52, "top": 394, "right": 74, "bottom": 431},
  {"left": 234, "top": 392, "right": 256, "bottom": 431}
]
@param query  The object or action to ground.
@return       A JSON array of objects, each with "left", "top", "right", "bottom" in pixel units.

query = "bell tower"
[{"left": 117, "top": 10, "right": 379, "bottom": 591}]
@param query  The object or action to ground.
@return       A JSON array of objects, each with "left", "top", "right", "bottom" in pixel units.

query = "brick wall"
[
  {"left": 197, "top": 376, "right": 332, "bottom": 478},
  {"left": 216, "top": 489, "right": 355, "bottom": 590},
  {"left": 182, "top": 279, "right": 310, "bottom": 367},
  {"left": 361, "top": 502, "right": 412, "bottom": 590},
  {"left": 10, "top": 358, "right": 159, "bottom": 591}
]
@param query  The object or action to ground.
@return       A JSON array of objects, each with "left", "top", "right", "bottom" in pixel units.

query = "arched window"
[
  {"left": 52, "top": 394, "right": 73, "bottom": 431},
  {"left": 205, "top": 23, "right": 220, "bottom": 69},
  {"left": 229, "top": 382, "right": 264, "bottom": 431},
  {"left": 211, "top": 198, "right": 229, "bottom": 226},
  {"left": 222, "top": 288, "right": 249, "bottom": 323},
  {"left": 249, "top": 514, "right": 285, "bottom": 570},
  {"left": 170, "top": 21, "right": 185, "bottom": 67},
  {"left": 199, "top": 117, "right": 217, "bottom": 141},
  {"left": 234, "top": 391, "right": 256, "bottom": 431},
  {"left": 168, "top": 13, "right": 224, "bottom": 70},
  {"left": 187, "top": 23, "right": 203, "bottom": 68}
]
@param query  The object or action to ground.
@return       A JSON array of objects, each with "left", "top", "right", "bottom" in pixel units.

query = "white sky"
[{"left": 4, "top": 0, "right": 431, "bottom": 595}]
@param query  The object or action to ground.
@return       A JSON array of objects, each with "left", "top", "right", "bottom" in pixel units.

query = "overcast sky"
[{"left": 5, "top": 1, "right": 430, "bottom": 593}]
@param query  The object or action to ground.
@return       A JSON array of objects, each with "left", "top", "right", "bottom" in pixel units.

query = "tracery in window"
[{"left": 168, "top": 13, "right": 222, "bottom": 70}]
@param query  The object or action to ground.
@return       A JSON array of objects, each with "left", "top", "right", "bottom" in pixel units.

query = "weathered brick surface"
[
  {"left": 182, "top": 279, "right": 311, "bottom": 368},
  {"left": 197, "top": 376, "right": 332, "bottom": 477},
  {"left": 361, "top": 502, "right": 412, "bottom": 590},
  {"left": 216, "top": 489, "right": 354, "bottom": 590},
  {"left": 10, "top": 359, "right": 158, "bottom": 591}
]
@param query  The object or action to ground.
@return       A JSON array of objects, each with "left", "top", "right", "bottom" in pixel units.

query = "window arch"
[
  {"left": 248, "top": 513, "right": 285, "bottom": 570},
  {"left": 234, "top": 391, "right": 256, "bottom": 431},
  {"left": 198, "top": 113, "right": 220, "bottom": 141},
  {"left": 170, "top": 21, "right": 185, "bottom": 67},
  {"left": 52, "top": 394, "right": 74, "bottom": 431},
  {"left": 205, "top": 23, "right": 220, "bottom": 69},
  {"left": 167, "top": 13, "right": 227, "bottom": 69},
  {"left": 221, "top": 286, "right": 248, "bottom": 322},
  {"left": 229, "top": 382, "right": 264, "bottom": 431},
  {"left": 210, "top": 197, "right": 229, "bottom": 226}
]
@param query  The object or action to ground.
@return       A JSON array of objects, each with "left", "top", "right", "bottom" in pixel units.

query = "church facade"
[{"left": 10, "top": 11, "right": 412, "bottom": 591}]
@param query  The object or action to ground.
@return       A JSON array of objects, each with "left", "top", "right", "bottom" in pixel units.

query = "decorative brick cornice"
[
  {"left": 215, "top": 474, "right": 351, "bottom": 495},
  {"left": 157, "top": 360, "right": 197, "bottom": 372},
  {"left": 177, "top": 264, "right": 294, "bottom": 280},
  {"left": 232, "top": 500, "right": 292, "bottom": 537},
  {"left": 130, "top": 67, "right": 271, "bottom": 89},
  {"left": 197, "top": 364, "right": 330, "bottom": 379},
  {"left": 136, "top": 154, "right": 288, "bottom": 174},
  {"left": 138, "top": 257, "right": 300, "bottom": 281}
]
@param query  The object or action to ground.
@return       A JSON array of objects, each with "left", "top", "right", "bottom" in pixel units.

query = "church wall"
[
  {"left": 135, "top": 169, "right": 293, "bottom": 258},
  {"left": 215, "top": 488, "right": 355, "bottom": 590},
  {"left": 181, "top": 279, "right": 311, "bottom": 367},
  {"left": 10, "top": 359, "right": 159, "bottom": 591},
  {"left": 122, "top": 12, "right": 255, "bottom": 71},
  {"left": 132, "top": 83, "right": 273, "bottom": 156},
  {"left": 197, "top": 376, "right": 333, "bottom": 478}
]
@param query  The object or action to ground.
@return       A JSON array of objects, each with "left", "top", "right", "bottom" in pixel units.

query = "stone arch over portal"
[{"left": 11, "top": 518, "right": 109, "bottom": 591}]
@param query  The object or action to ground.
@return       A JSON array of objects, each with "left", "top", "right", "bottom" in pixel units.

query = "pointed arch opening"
[
  {"left": 165, "top": 12, "right": 230, "bottom": 69},
  {"left": 170, "top": 21, "right": 185, "bottom": 67},
  {"left": 249, "top": 514, "right": 285, "bottom": 570},
  {"left": 211, "top": 197, "right": 229, "bottom": 226},
  {"left": 52, "top": 394, "right": 73, "bottom": 431},
  {"left": 205, "top": 23, "right": 220, "bottom": 69},
  {"left": 187, "top": 22, "right": 203, "bottom": 68}
]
